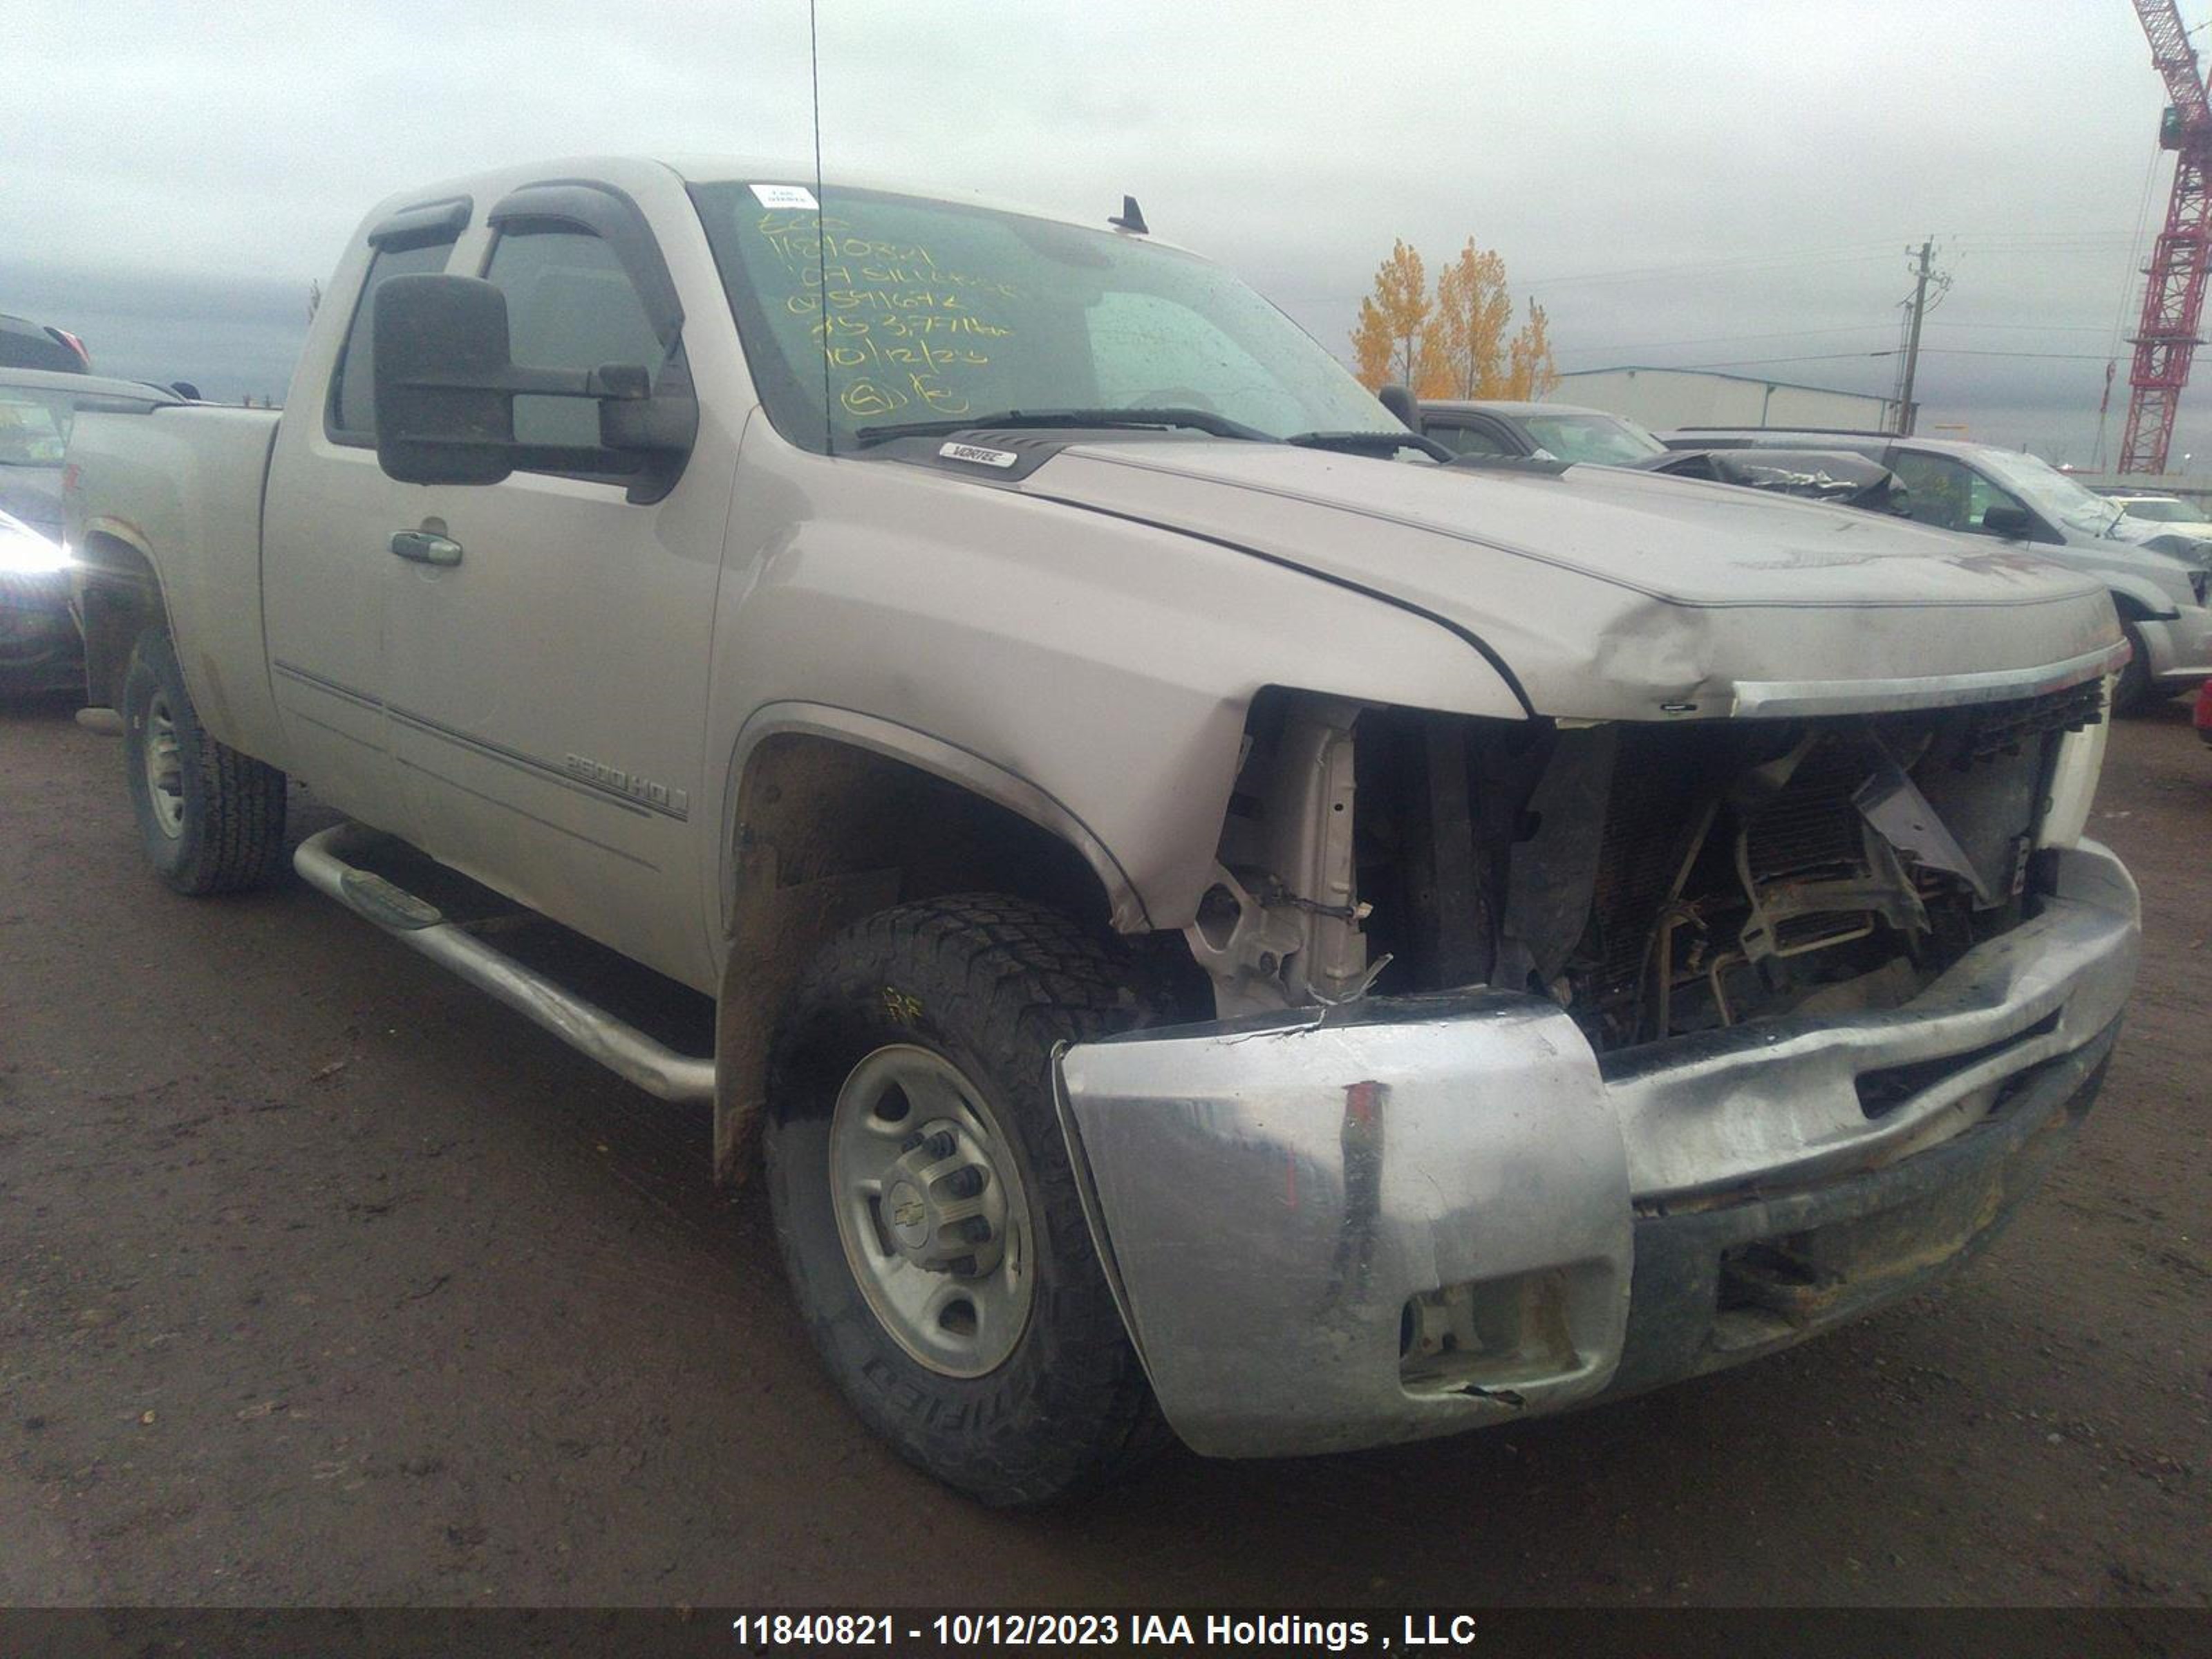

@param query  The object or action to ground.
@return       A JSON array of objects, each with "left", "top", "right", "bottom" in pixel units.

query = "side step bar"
[{"left": 293, "top": 823, "right": 715, "bottom": 1104}]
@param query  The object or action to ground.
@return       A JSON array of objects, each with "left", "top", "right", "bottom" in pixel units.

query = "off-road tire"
[
  {"left": 765, "top": 894, "right": 1169, "bottom": 1506},
  {"left": 122, "top": 628, "right": 288, "bottom": 894}
]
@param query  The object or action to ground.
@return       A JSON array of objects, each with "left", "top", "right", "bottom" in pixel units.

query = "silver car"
[{"left": 1668, "top": 429, "right": 2212, "bottom": 712}]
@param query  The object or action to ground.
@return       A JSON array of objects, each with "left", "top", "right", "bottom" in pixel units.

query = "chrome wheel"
[
  {"left": 827, "top": 1044, "right": 1033, "bottom": 1378},
  {"left": 142, "top": 692, "right": 185, "bottom": 838}
]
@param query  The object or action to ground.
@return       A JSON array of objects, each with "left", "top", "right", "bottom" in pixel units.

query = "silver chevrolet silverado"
[{"left": 65, "top": 157, "right": 2139, "bottom": 1506}]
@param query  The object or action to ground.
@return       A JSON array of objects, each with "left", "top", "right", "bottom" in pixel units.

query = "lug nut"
[
  {"left": 962, "top": 1216, "right": 993, "bottom": 1244},
  {"left": 925, "top": 1132, "right": 957, "bottom": 1159},
  {"left": 946, "top": 1165, "right": 987, "bottom": 1198},
  {"left": 901, "top": 1132, "right": 926, "bottom": 1153}
]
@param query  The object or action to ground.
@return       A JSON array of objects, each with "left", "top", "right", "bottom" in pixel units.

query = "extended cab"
[{"left": 67, "top": 158, "right": 2140, "bottom": 1504}]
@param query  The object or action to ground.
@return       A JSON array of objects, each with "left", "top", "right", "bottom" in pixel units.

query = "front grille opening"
[
  {"left": 1854, "top": 1010, "right": 2062, "bottom": 1119},
  {"left": 1350, "top": 683, "right": 2093, "bottom": 1055}
]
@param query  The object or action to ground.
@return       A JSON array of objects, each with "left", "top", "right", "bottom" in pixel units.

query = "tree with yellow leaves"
[
  {"left": 1505, "top": 299, "right": 1558, "bottom": 400},
  {"left": 1350, "top": 236, "right": 1556, "bottom": 402},
  {"left": 1426, "top": 239, "right": 1513, "bottom": 400},
  {"left": 1351, "top": 240, "right": 1432, "bottom": 393}
]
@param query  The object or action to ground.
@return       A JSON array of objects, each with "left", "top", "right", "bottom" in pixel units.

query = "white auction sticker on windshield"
[{"left": 749, "top": 183, "right": 820, "bottom": 211}]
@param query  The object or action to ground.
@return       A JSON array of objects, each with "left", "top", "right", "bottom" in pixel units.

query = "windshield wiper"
[
  {"left": 1282, "top": 429, "right": 1454, "bottom": 462},
  {"left": 853, "top": 407, "right": 1271, "bottom": 447}
]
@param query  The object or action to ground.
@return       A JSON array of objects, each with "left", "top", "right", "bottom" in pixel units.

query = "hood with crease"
[{"left": 1013, "top": 440, "right": 2121, "bottom": 722}]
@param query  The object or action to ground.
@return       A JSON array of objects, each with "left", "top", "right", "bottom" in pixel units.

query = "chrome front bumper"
[{"left": 1053, "top": 842, "right": 2139, "bottom": 1459}]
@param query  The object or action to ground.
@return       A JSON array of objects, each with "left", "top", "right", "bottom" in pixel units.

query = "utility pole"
[{"left": 1895, "top": 240, "right": 1933, "bottom": 435}]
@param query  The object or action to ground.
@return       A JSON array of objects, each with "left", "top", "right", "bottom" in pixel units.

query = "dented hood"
[{"left": 1015, "top": 441, "right": 2122, "bottom": 721}]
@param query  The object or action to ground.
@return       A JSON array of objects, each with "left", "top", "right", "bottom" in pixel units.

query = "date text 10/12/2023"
[{"left": 727, "top": 1612, "right": 1482, "bottom": 1651}]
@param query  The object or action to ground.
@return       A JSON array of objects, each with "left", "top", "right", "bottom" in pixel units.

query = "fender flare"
[
  {"left": 2103, "top": 572, "right": 2182, "bottom": 623},
  {"left": 71, "top": 517, "right": 172, "bottom": 708},
  {"left": 718, "top": 701, "right": 1150, "bottom": 935}
]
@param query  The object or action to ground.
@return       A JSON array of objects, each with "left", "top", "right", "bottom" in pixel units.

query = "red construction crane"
[{"left": 2120, "top": 1, "right": 2212, "bottom": 474}]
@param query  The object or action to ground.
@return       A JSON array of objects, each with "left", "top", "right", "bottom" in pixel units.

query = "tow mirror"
[
  {"left": 373, "top": 274, "right": 518, "bottom": 486},
  {"left": 1377, "top": 383, "right": 1421, "bottom": 429},
  {"left": 372, "top": 273, "right": 697, "bottom": 502}
]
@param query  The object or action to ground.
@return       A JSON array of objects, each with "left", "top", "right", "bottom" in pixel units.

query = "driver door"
[{"left": 379, "top": 216, "right": 724, "bottom": 990}]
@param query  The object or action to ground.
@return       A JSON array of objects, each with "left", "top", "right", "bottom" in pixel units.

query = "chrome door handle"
[{"left": 388, "top": 530, "right": 462, "bottom": 567}]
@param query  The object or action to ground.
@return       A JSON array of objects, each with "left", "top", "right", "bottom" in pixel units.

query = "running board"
[{"left": 293, "top": 823, "right": 715, "bottom": 1104}]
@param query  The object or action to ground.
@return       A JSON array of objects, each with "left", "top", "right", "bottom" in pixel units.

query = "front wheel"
[
  {"left": 765, "top": 895, "right": 1165, "bottom": 1506},
  {"left": 121, "top": 628, "right": 288, "bottom": 894}
]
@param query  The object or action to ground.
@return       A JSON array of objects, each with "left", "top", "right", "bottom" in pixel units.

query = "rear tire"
[
  {"left": 765, "top": 894, "right": 1167, "bottom": 1506},
  {"left": 121, "top": 628, "right": 288, "bottom": 894}
]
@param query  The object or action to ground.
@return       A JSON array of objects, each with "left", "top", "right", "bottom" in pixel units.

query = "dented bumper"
[{"left": 1052, "top": 842, "right": 2139, "bottom": 1459}]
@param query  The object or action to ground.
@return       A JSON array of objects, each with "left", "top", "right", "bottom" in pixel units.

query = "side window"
[
  {"left": 1889, "top": 451, "right": 2026, "bottom": 535},
  {"left": 1963, "top": 470, "right": 2029, "bottom": 532},
  {"left": 482, "top": 229, "right": 664, "bottom": 451},
  {"left": 1888, "top": 451, "right": 1975, "bottom": 532},
  {"left": 1428, "top": 421, "right": 1510, "bottom": 458},
  {"left": 328, "top": 236, "right": 458, "bottom": 440}
]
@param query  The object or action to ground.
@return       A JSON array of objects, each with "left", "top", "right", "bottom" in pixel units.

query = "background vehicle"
[
  {"left": 66, "top": 158, "right": 2138, "bottom": 1504},
  {"left": 0, "top": 312, "right": 91, "bottom": 373},
  {"left": 1668, "top": 428, "right": 2212, "bottom": 713},
  {"left": 0, "top": 369, "right": 179, "bottom": 694},
  {"left": 2099, "top": 489, "right": 2212, "bottom": 545},
  {"left": 0, "top": 366, "right": 180, "bottom": 541},
  {"left": 1407, "top": 395, "right": 1906, "bottom": 509},
  {"left": 1640, "top": 445, "right": 1909, "bottom": 512},
  {"left": 0, "top": 505, "right": 81, "bottom": 693},
  {"left": 2196, "top": 677, "right": 2212, "bottom": 749},
  {"left": 1420, "top": 398, "right": 1669, "bottom": 464}
]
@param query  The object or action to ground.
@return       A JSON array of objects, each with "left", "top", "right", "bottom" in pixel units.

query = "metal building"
[{"left": 1554, "top": 366, "right": 1905, "bottom": 433}]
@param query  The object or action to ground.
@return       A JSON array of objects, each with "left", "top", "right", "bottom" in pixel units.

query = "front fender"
[{"left": 705, "top": 429, "right": 1527, "bottom": 935}]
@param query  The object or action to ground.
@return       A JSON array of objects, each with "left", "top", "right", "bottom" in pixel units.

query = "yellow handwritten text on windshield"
[{"left": 755, "top": 214, "right": 1019, "bottom": 419}]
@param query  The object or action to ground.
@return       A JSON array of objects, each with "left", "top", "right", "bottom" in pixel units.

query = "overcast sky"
[{"left": 3, "top": 0, "right": 2198, "bottom": 465}]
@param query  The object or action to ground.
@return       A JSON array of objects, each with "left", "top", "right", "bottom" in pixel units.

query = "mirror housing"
[
  {"left": 1980, "top": 504, "right": 2036, "bottom": 538},
  {"left": 373, "top": 274, "right": 521, "bottom": 486},
  {"left": 371, "top": 273, "right": 696, "bottom": 501}
]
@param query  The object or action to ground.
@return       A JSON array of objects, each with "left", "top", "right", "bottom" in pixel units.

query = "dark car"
[
  {"left": 2195, "top": 677, "right": 2211, "bottom": 749},
  {"left": 0, "top": 368, "right": 180, "bottom": 693},
  {"left": 0, "top": 313, "right": 91, "bottom": 373},
  {"left": 1642, "top": 445, "right": 1910, "bottom": 512},
  {"left": 1419, "top": 398, "right": 1671, "bottom": 465},
  {"left": 1416, "top": 399, "right": 1906, "bottom": 509}
]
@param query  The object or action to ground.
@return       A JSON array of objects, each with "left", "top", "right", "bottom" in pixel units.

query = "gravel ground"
[{"left": 1, "top": 689, "right": 2206, "bottom": 1609}]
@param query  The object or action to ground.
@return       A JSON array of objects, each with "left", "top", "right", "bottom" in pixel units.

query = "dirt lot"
[{"left": 1, "top": 691, "right": 2206, "bottom": 1609}]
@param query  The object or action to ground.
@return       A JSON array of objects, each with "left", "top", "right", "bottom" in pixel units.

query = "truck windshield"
[
  {"left": 690, "top": 181, "right": 1402, "bottom": 454},
  {"left": 2117, "top": 496, "right": 2201, "bottom": 523},
  {"left": 1517, "top": 411, "right": 1666, "bottom": 464},
  {"left": 1971, "top": 448, "right": 2126, "bottom": 537}
]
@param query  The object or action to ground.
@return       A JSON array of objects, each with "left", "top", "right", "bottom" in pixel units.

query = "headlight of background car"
[{"left": 2038, "top": 680, "right": 2115, "bottom": 850}]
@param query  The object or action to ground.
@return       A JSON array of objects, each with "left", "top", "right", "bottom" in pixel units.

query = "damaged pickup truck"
[{"left": 66, "top": 158, "right": 2139, "bottom": 1506}]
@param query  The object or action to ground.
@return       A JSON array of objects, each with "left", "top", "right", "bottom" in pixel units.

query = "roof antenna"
[{"left": 1108, "top": 194, "right": 1148, "bottom": 235}]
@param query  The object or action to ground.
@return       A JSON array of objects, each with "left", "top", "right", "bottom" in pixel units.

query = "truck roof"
[{"left": 363, "top": 154, "right": 1206, "bottom": 259}]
